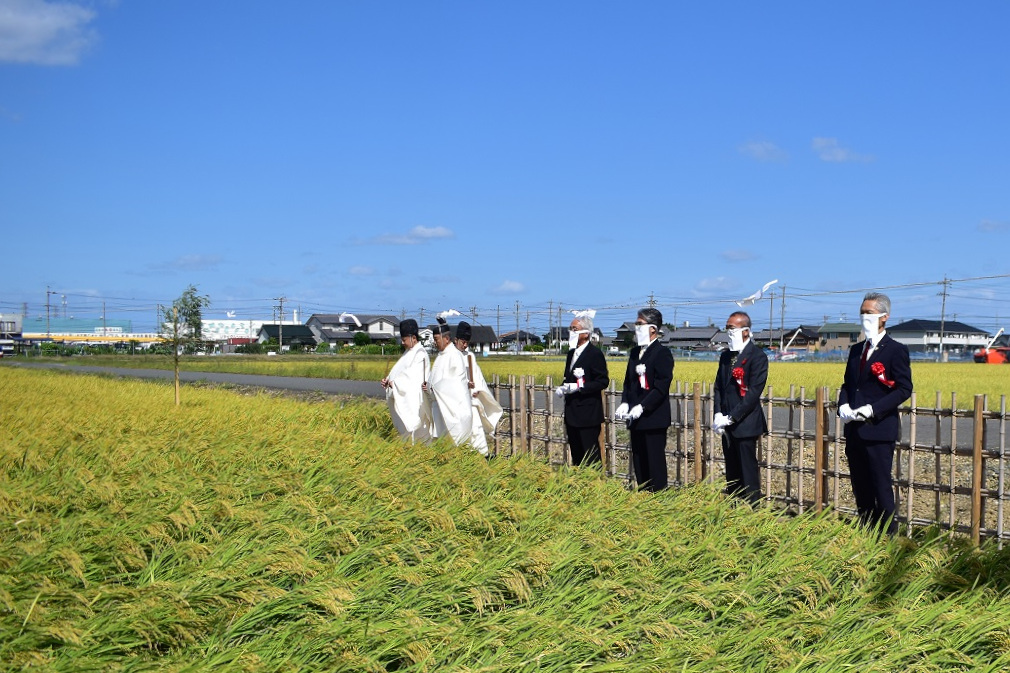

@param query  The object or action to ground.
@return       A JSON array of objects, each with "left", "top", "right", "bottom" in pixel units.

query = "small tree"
[
  {"left": 353, "top": 331, "right": 371, "bottom": 347},
  {"left": 160, "top": 285, "right": 210, "bottom": 406}
]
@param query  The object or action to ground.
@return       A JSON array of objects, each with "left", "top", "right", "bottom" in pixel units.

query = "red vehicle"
[
  {"left": 974, "top": 347, "right": 1010, "bottom": 364},
  {"left": 974, "top": 328, "right": 1008, "bottom": 363}
]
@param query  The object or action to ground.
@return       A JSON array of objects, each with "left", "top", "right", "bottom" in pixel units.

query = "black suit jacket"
[
  {"left": 713, "top": 340, "right": 769, "bottom": 439},
  {"left": 562, "top": 343, "right": 609, "bottom": 427},
  {"left": 838, "top": 333, "right": 913, "bottom": 443},
  {"left": 621, "top": 340, "right": 674, "bottom": 430}
]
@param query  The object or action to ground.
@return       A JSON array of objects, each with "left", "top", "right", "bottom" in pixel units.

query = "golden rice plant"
[{"left": 4, "top": 365, "right": 1010, "bottom": 671}]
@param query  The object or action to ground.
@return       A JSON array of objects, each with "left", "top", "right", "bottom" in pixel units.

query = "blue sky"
[{"left": 2, "top": 0, "right": 1008, "bottom": 335}]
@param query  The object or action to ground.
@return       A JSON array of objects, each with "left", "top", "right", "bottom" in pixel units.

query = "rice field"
[
  {"left": 5, "top": 366, "right": 1010, "bottom": 671},
  {"left": 45, "top": 354, "right": 1010, "bottom": 401}
]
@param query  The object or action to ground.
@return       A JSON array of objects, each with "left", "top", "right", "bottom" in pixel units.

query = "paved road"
[{"left": 3, "top": 360, "right": 385, "bottom": 398}]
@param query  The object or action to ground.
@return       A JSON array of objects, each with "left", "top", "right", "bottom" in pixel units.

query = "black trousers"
[
  {"left": 722, "top": 434, "right": 761, "bottom": 505},
  {"left": 630, "top": 428, "right": 668, "bottom": 491},
  {"left": 845, "top": 437, "right": 897, "bottom": 534},
  {"left": 565, "top": 423, "right": 602, "bottom": 466}
]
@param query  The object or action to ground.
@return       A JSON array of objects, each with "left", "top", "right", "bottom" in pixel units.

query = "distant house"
[
  {"left": 818, "top": 323, "right": 862, "bottom": 352},
  {"left": 306, "top": 313, "right": 398, "bottom": 347},
  {"left": 614, "top": 321, "right": 638, "bottom": 347},
  {"left": 256, "top": 324, "right": 318, "bottom": 348},
  {"left": 497, "top": 330, "right": 542, "bottom": 350},
  {"left": 887, "top": 319, "right": 990, "bottom": 355},
  {"left": 751, "top": 325, "right": 820, "bottom": 352},
  {"left": 0, "top": 313, "right": 22, "bottom": 356},
  {"left": 660, "top": 326, "right": 722, "bottom": 351}
]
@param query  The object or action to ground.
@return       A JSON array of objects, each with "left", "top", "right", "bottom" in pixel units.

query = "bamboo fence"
[{"left": 489, "top": 375, "right": 1009, "bottom": 545}]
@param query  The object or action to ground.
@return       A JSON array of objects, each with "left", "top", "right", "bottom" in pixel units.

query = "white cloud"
[
  {"left": 811, "top": 137, "right": 874, "bottom": 163},
  {"left": 363, "top": 225, "right": 455, "bottom": 245},
  {"left": 410, "top": 225, "right": 453, "bottom": 240},
  {"left": 738, "top": 140, "right": 787, "bottom": 162},
  {"left": 978, "top": 219, "right": 1010, "bottom": 233},
  {"left": 693, "top": 276, "right": 739, "bottom": 297},
  {"left": 0, "top": 0, "right": 98, "bottom": 66},
  {"left": 491, "top": 280, "right": 526, "bottom": 295},
  {"left": 348, "top": 265, "right": 375, "bottom": 276},
  {"left": 420, "top": 275, "right": 461, "bottom": 284},
  {"left": 721, "top": 249, "right": 758, "bottom": 262}
]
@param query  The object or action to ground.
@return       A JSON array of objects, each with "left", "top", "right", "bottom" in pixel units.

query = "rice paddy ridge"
[{"left": 4, "top": 366, "right": 1010, "bottom": 670}]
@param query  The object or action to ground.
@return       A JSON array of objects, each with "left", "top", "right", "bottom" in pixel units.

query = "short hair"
[
  {"left": 863, "top": 292, "right": 891, "bottom": 315},
  {"left": 728, "top": 311, "right": 752, "bottom": 328},
  {"left": 637, "top": 307, "right": 663, "bottom": 328},
  {"left": 572, "top": 314, "right": 594, "bottom": 333}
]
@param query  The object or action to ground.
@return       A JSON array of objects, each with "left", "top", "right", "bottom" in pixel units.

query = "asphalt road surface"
[{"left": 3, "top": 360, "right": 385, "bottom": 398}]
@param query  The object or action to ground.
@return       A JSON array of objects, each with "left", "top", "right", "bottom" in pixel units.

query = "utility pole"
[
  {"left": 496, "top": 305, "right": 501, "bottom": 350},
  {"left": 275, "top": 297, "right": 286, "bottom": 353},
  {"left": 400, "top": 308, "right": 407, "bottom": 321},
  {"left": 779, "top": 285, "right": 786, "bottom": 351},
  {"left": 45, "top": 286, "right": 58, "bottom": 337},
  {"left": 102, "top": 301, "right": 107, "bottom": 337},
  {"left": 515, "top": 301, "right": 520, "bottom": 352},
  {"left": 938, "top": 276, "right": 950, "bottom": 361},
  {"left": 648, "top": 292, "right": 656, "bottom": 308},
  {"left": 548, "top": 300, "right": 553, "bottom": 350},
  {"left": 418, "top": 307, "right": 425, "bottom": 328},
  {"left": 768, "top": 291, "right": 775, "bottom": 350}
]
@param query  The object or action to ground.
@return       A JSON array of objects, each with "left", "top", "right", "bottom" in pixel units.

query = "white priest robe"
[
  {"left": 461, "top": 348, "right": 503, "bottom": 455},
  {"left": 425, "top": 344, "right": 473, "bottom": 445},
  {"left": 385, "top": 342, "right": 431, "bottom": 443}
]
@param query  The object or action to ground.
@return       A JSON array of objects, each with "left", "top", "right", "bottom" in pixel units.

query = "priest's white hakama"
[
  {"left": 425, "top": 344, "right": 473, "bottom": 445},
  {"left": 385, "top": 342, "right": 431, "bottom": 442},
  {"left": 462, "top": 348, "right": 503, "bottom": 455}
]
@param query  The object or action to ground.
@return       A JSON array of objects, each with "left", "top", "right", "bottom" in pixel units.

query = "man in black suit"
[
  {"left": 615, "top": 308, "right": 674, "bottom": 491},
  {"left": 712, "top": 311, "right": 768, "bottom": 505},
  {"left": 555, "top": 311, "right": 609, "bottom": 466},
  {"left": 838, "top": 292, "right": 913, "bottom": 535}
]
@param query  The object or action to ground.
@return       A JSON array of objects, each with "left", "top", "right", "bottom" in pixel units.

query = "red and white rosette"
[
  {"left": 870, "top": 361, "right": 895, "bottom": 388},
  {"left": 732, "top": 366, "right": 747, "bottom": 397},
  {"left": 636, "top": 364, "right": 648, "bottom": 390},
  {"left": 573, "top": 367, "right": 585, "bottom": 389}
]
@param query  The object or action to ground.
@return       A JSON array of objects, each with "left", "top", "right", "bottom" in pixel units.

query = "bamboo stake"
[
  {"left": 765, "top": 385, "right": 773, "bottom": 504},
  {"left": 815, "top": 387, "right": 826, "bottom": 513},
  {"left": 798, "top": 386, "right": 806, "bottom": 514},
  {"left": 599, "top": 388, "right": 608, "bottom": 470},
  {"left": 906, "top": 392, "right": 917, "bottom": 533},
  {"left": 972, "top": 395, "right": 984, "bottom": 544},
  {"left": 999, "top": 395, "right": 1006, "bottom": 548},
  {"left": 693, "top": 382, "right": 703, "bottom": 483},
  {"left": 950, "top": 392, "right": 957, "bottom": 532}
]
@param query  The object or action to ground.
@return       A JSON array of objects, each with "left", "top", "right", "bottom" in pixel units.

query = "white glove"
[
  {"left": 614, "top": 402, "right": 629, "bottom": 420},
  {"left": 555, "top": 382, "right": 579, "bottom": 397},
  {"left": 838, "top": 403, "right": 855, "bottom": 424},
  {"left": 712, "top": 412, "right": 733, "bottom": 434},
  {"left": 854, "top": 404, "right": 873, "bottom": 421},
  {"left": 628, "top": 404, "right": 644, "bottom": 420}
]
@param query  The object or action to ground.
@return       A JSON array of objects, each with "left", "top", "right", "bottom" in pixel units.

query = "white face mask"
[
  {"left": 727, "top": 327, "right": 748, "bottom": 352},
  {"left": 568, "top": 330, "right": 585, "bottom": 350},
  {"left": 861, "top": 313, "right": 885, "bottom": 341},
  {"left": 635, "top": 324, "right": 652, "bottom": 347}
]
